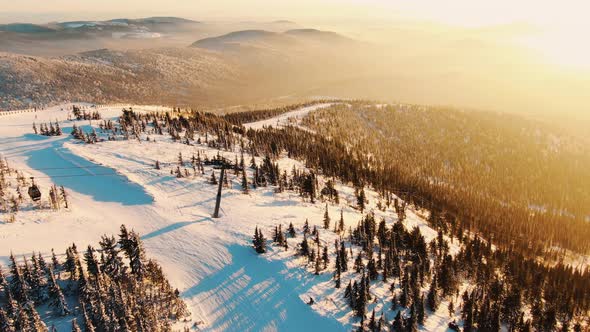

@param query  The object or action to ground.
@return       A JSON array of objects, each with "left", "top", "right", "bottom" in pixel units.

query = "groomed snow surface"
[{"left": 0, "top": 103, "right": 460, "bottom": 331}]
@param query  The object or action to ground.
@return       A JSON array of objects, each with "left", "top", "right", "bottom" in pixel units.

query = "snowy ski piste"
[{"left": 0, "top": 103, "right": 456, "bottom": 331}]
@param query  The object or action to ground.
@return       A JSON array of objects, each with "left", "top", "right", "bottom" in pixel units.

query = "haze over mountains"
[
  {"left": 0, "top": 17, "right": 363, "bottom": 110},
  {"left": 1, "top": 16, "right": 589, "bottom": 136}
]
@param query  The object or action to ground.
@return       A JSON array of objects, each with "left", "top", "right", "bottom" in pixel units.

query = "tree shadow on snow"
[
  {"left": 141, "top": 218, "right": 211, "bottom": 241},
  {"left": 21, "top": 131, "right": 153, "bottom": 206},
  {"left": 181, "top": 244, "right": 343, "bottom": 332}
]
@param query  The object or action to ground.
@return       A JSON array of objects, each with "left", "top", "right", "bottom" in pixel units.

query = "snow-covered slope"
[{"left": 0, "top": 103, "right": 459, "bottom": 331}]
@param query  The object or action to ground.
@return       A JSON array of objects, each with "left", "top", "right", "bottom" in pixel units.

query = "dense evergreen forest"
[
  {"left": 56, "top": 103, "right": 590, "bottom": 330},
  {"left": 221, "top": 100, "right": 339, "bottom": 125},
  {"left": 300, "top": 102, "right": 590, "bottom": 255},
  {"left": 0, "top": 225, "right": 189, "bottom": 331},
  {"left": 258, "top": 210, "right": 589, "bottom": 332}
]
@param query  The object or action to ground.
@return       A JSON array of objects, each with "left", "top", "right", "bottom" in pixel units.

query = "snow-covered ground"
[
  {"left": 0, "top": 103, "right": 459, "bottom": 331},
  {"left": 243, "top": 103, "right": 334, "bottom": 131}
]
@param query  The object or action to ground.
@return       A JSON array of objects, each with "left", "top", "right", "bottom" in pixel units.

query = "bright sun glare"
[
  {"left": 389, "top": 0, "right": 590, "bottom": 70},
  {"left": 519, "top": 29, "right": 590, "bottom": 70}
]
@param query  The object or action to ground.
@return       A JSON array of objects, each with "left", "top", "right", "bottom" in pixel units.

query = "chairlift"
[{"left": 28, "top": 177, "right": 42, "bottom": 202}]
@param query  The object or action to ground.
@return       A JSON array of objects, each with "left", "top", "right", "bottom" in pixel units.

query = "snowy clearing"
[{"left": 1, "top": 103, "right": 460, "bottom": 331}]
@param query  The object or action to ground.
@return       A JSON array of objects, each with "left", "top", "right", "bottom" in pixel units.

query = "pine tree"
[
  {"left": 417, "top": 295, "right": 425, "bottom": 325},
  {"left": 299, "top": 234, "right": 310, "bottom": 257},
  {"left": 392, "top": 311, "right": 403, "bottom": 331},
  {"left": 338, "top": 210, "right": 345, "bottom": 233},
  {"left": 334, "top": 250, "right": 342, "bottom": 289},
  {"left": 355, "top": 272, "right": 368, "bottom": 318},
  {"left": 99, "top": 235, "right": 126, "bottom": 281},
  {"left": 24, "top": 302, "right": 47, "bottom": 331},
  {"left": 315, "top": 247, "right": 322, "bottom": 275},
  {"left": 9, "top": 253, "right": 31, "bottom": 303},
  {"left": 0, "top": 263, "right": 5, "bottom": 286},
  {"left": 71, "top": 320, "right": 82, "bottom": 332},
  {"left": 288, "top": 222, "right": 296, "bottom": 237},
  {"left": 33, "top": 257, "right": 47, "bottom": 303},
  {"left": 322, "top": 246, "right": 329, "bottom": 270},
  {"left": 377, "top": 312, "right": 384, "bottom": 332},
  {"left": 357, "top": 187, "right": 366, "bottom": 213},
  {"left": 448, "top": 300, "right": 454, "bottom": 318},
  {"left": 84, "top": 245, "right": 100, "bottom": 278},
  {"left": 303, "top": 219, "right": 310, "bottom": 235},
  {"left": 38, "top": 253, "right": 48, "bottom": 274},
  {"left": 427, "top": 276, "right": 438, "bottom": 311},
  {"left": 51, "top": 249, "right": 60, "bottom": 271},
  {"left": 323, "top": 204, "right": 330, "bottom": 229},
  {"left": 340, "top": 241, "right": 348, "bottom": 271},
  {"left": 13, "top": 304, "right": 30, "bottom": 332},
  {"left": 253, "top": 226, "right": 267, "bottom": 254},
  {"left": 47, "top": 267, "right": 69, "bottom": 316},
  {"left": 354, "top": 252, "right": 364, "bottom": 273},
  {"left": 82, "top": 304, "right": 96, "bottom": 332},
  {"left": 4, "top": 288, "right": 19, "bottom": 319},
  {"left": 368, "top": 308, "right": 376, "bottom": 332},
  {"left": 0, "top": 308, "right": 15, "bottom": 332},
  {"left": 128, "top": 232, "right": 146, "bottom": 279},
  {"left": 409, "top": 303, "right": 418, "bottom": 332},
  {"left": 367, "top": 254, "right": 378, "bottom": 280},
  {"left": 241, "top": 168, "right": 249, "bottom": 193}
]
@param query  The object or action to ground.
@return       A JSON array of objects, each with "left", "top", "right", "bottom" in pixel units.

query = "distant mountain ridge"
[
  {"left": 0, "top": 48, "right": 239, "bottom": 110},
  {"left": 0, "top": 17, "right": 200, "bottom": 39},
  {"left": 0, "top": 23, "right": 55, "bottom": 33},
  {"left": 191, "top": 28, "right": 353, "bottom": 51},
  {"left": 0, "top": 17, "right": 201, "bottom": 33}
]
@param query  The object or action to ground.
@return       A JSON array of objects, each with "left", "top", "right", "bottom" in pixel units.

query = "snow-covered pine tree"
[
  {"left": 99, "top": 235, "right": 126, "bottom": 281},
  {"left": 314, "top": 244, "right": 322, "bottom": 275},
  {"left": 427, "top": 275, "right": 438, "bottom": 311},
  {"left": 287, "top": 222, "right": 296, "bottom": 237},
  {"left": 252, "top": 226, "right": 267, "bottom": 254},
  {"left": 323, "top": 204, "right": 330, "bottom": 230},
  {"left": 0, "top": 308, "right": 15, "bottom": 332},
  {"left": 334, "top": 248, "right": 342, "bottom": 289},
  {"left": 71, "top": 320, "right": 81, "bottom": 332},
  {"left": 299, "top": 234, "right": 310, "bottom": 257},
  {"left": 322, "top": 246, "right": 329, "bottom": 270},
  {"left": 47, "top": 267, "right": 69, "bottom": 316},
  {"left": 82, "top": 304, "right": 96, "bottom": 332},
  {"left": 241, "top": 168, "right": 249, "bottom": 193},
  {"left": 9, "top": 253, "right": 31, "bottom": 303}
]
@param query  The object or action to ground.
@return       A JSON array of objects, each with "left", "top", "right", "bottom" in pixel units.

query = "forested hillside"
[
  {"left": 0, "top": 225, "right": 189, "bottom": 331},
  {"left": 71, "top": 104, "right": 588, "bottom": 330},
  {"left": 302, "top": 102, "right": 590, "bottom": 256}
]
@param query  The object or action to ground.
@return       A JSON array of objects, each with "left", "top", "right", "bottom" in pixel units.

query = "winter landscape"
[{"left": 1, "top": 1, "right": 590, "bottom": 332}]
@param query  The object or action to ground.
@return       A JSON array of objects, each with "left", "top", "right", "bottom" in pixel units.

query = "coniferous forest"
[
  {"left": 0, "top": 225, "right": 189, "bottom": 331},
  {"left": 1, "top": 5, "right": 589, "bottom": 331},
  {"left": 299, "top": 102, "right": 590, "bottom": 256},
  {"left": 20, "top": 102, "right": 589, "bottom": 331}
]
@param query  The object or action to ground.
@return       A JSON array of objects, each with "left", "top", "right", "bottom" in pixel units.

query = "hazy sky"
[
  {"left": 3, "top": 0, "right": 589, "bottom": 69},
  {"left": 1, "top": 0, "right": 588, "bottom": 128},
  {"left": 1, "top": 0, "right": 588, "bottom": 26}
]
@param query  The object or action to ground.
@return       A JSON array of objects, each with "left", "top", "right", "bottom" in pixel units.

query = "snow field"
[{"left": 1, "top": 103, "right": 460, "bottom": 331}]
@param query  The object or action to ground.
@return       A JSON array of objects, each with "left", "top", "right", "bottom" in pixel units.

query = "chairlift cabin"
[{"left": 28, "top": 177, "right": 42, "bottom": 201}]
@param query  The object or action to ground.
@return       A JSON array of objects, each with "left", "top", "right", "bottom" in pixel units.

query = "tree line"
[{"left": 0, "top": 225, "right": 189, "bottom": 331}]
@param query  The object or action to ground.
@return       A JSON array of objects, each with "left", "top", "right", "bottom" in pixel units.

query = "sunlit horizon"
[{"left": 1, "top": 0, "right": 589, "bottom": 132}]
